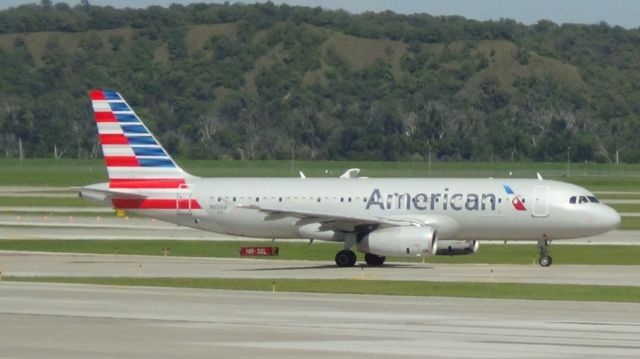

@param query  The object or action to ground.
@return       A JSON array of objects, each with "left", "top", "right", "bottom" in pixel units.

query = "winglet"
[{"left": 340, "top": 168, "right": 360, "bottom": 179}]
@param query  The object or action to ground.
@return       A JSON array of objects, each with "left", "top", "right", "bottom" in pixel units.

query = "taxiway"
[
  {"left": 1, "top": 282, "right": 638, "bottom": 359},
  {"left": 2, "top": 251, "right": 639, "bottom": 286}
]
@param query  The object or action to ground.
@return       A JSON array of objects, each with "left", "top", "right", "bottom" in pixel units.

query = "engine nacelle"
[
  {"left": 435, "top": 240, "right": 479, "bottom": 256},
  {"left": 357, "top": 226, "right": 438, "bottom": 258}
]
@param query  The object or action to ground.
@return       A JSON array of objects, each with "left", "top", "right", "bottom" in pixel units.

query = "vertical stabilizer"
[{"left": 89, "top": 89, "right": 193, "bottom": 189}]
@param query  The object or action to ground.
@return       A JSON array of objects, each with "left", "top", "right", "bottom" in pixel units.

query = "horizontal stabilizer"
[{"left": 72, "top": 186, "right": 148, "bottom": 203}]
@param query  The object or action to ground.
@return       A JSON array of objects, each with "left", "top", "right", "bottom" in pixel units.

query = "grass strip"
[
  {"left": 5, "top": 276, "right": 640, "bottom": 303},
  {"left": 2, "top": 158, "right": 640, "bottom": 191},
  {"left": 1, "top": 240, "right": 640, "bottom": 265},
  {"left": 0, "top": 211, "right": 112, "bottom": 217},
  {"left": 0, "top": 197, "right": 94, "bottom": 207},
  {"left": 620, "top": 216, "right": 640, "bottom": 230},
  {"left": 611, "top": 204, "right": 640, "bottom": 212},
  {"left": 598, "top": 193, "right": 640, "bottom": 200}
]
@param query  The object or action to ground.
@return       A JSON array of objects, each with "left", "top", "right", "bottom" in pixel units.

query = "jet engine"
[
  {"left": 435, "top": 240, "right": 479, "bottom": 256},
  {"left": 357, "top": 226, "right": 438, "bottom": 257}
]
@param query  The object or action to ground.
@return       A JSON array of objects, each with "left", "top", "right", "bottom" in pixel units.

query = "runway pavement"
[
  {"left": 1, "top": 282, "right": 639, "bottom": 359},
  {"left": 2, "top": 251, "right": 640, "bottom": 286}
]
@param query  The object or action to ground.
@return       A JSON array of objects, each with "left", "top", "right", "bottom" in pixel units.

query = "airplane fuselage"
[{"left": 97, "top": 177, "right": 620, "bottom": 242}]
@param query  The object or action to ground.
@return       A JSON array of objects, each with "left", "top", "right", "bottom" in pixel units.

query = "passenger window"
[
  {"left": 579, "top": 196, "right": 588, "bottom": 204},
  {"left": 569, "top": 196, "right": 576, "bottom": 204},
  {"left": 279, "top": 197, "right": 282, "bottom": 202},
  {"left": 588, "top": 196, "right": 600, "bottom": 203}
]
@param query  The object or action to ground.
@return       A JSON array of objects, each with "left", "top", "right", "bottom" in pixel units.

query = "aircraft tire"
[
  {"left": 364, "top": 253, "right": 385, "bottom": 266},
  {"left": 538, "top": 255, "right": 552, "bottom": 267},
  {"left": 335, "top": 250, "right": 357, "bottom": 267}
]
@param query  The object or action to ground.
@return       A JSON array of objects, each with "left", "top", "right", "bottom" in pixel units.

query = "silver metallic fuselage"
[{"left": 108, "top": 177, "right": 620, "bottom": 242}]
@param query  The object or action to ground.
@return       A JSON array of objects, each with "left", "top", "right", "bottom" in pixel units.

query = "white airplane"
[{"left": 79, "top": 90, "right": 621, "bottom": 267}]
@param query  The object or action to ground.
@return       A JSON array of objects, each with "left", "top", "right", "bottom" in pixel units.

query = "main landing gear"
[
  {"left": 334, "top": 251, "right": 386, "bottom": 267},
  {"left": 335, "top": 250, "right": 356, "bottom": 267},
  {"left": 334, "top": 233, "right": 386, "bottom": 267},
  {"left": 364, "top": 253, "right": 385, "bottom": 266},
  {"left": 537, "top": 239, "right": 553, "bottom": 267}
]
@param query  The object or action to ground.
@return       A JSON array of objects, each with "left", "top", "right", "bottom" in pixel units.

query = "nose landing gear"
[{"left": 537, "top": 238, "right": 553, "bottom": 267}]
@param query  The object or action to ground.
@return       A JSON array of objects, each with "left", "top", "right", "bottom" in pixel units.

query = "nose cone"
[{"left": 595, "top": 206, "right": 621, "bottom": 233}]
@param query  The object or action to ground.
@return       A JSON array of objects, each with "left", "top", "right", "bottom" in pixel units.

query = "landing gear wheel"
[
  {"left": 364, "top": 253, "right": 386, "bottom": 266},
  {"left": 537, "top": 239, "right": 553, "bottom": 267},
  {"left": 335, "top": 250, "right": 357, "bottom": 267},
  {"left": 538, "top": 255, "right": 552, "bottom": 267}
]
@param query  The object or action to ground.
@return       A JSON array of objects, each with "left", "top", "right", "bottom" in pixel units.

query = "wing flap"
[{"left": 236, "top": 204, "right": 460, "bottom": 237}]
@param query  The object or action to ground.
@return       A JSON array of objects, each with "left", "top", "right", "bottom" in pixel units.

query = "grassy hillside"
[
  {"left": 1, "top": 3, "right": 639, "bottom": 163},
  {"left": 0, "top": 24, "right": 578, "bottom": 96}
]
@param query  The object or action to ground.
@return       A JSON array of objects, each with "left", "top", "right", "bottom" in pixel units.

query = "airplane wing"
[{"left": 237, "top": 204, "right": 460, "bottom": 238}]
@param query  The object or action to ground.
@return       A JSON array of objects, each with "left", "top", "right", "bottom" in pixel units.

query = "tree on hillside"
[{"left": 0, "top": 3, "right": 637, "bottom": 162}]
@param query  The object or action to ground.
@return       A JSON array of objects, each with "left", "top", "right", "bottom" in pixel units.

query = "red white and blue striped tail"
[{"left": 89, "top": 89, "right": 192, "bottom": 189}]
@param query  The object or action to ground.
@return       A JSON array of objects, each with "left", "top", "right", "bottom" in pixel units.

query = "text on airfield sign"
[{"left": 240, "top": 247, "right": 279, "bottom": 256}]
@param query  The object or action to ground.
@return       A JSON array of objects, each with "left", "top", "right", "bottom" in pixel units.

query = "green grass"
[
  {"left": 1, "top": 240, "right": 640, "bottom": 265},
  {"left": 0, "top": 159, "right": 107, "bottom": 186},
  {"left": 611, "top": 204, "right": 640, "bottom": 213},
  {"left": 0, "top": 197, "right": 94, "bottom": 207},
  {"left": 597, "top": 193, "right": 640, "bottom": 200},
  {"left": 2, "top": 158, "right": 640, "bottom": 190},
  {"left": 6, "top": 276, "right": 640, "bottom": 303},
  {"left": 0, "top": 211, "right": 112, "bottom": 217},
  {"left": 620, "top": 217, "right": 640, "bottom": 230}
]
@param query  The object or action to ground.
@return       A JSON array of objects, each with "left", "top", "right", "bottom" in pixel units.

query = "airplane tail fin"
[{"left": 89, "top": 89, "right": 193, "bottom": 189}]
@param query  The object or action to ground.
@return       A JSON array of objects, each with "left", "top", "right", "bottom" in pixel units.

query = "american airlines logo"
[
  {"left": 365, "top": 188, "right": 498, "bottom": 211},
  {"left": 365, "top": 185, "right": 527, "bottom": 212},
  {"left": 503, "top": 185, "right": 527, "bottom": 211}
]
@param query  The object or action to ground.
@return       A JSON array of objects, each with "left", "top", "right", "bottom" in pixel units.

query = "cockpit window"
[{"left": 570, "top": 195, "right": 599, "bottom": 205}]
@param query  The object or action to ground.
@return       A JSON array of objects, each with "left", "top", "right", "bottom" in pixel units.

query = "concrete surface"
[
  {"left": 2, "top": 251, "right": 640, "bottom": 286},
  {"left": 0, "top": 282, "right": 639, "bottom": 359}
]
